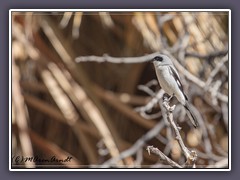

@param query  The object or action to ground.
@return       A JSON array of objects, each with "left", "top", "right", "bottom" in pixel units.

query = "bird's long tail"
[{"left": 184, "top": 102, "right": 199, "bottom": 128}]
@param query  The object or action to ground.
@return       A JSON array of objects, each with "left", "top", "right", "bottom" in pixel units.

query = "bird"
[{"left": 152, "top": 54, "right": 199, "bottom": 128}]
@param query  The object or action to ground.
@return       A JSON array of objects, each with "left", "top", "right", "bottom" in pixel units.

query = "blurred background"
[{"left": 11, "top": 11, "right": 229, "bottom": 168}]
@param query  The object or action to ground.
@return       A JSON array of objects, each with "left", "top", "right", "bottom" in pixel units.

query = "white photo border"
[{"left": 9, "top": 9, "right": 231, "bottom": 171}]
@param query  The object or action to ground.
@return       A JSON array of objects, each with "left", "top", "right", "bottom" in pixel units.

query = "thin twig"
[
  {"left": 72, "top": 12, "right": 83, "bottom": 39},
  {"left": 185, "top": 48, "right": 228, "bottom": 60},
  {"left": 59, "top": 12, "right": 73, "bottom": 28},
  {"left": 146, "top": 146, "right": 182, "bottom": 168},
  {"left": 206, "top": 158, "right": 228, "bottom": 168},
  {"left": 12, "top": 58, "right": 35, "bottom": 168},
  {"left": 135, "top": 90, "right": 164, "bottom": 114},
  {"left": 162, "top": 50, "right": 228, "bottom": 103},
  {"left": 40, "top": 18, "right": 124, "bottom": 165},
  {"left": 205, "top": 55, "right": 228, "bottom": 91},
  {"left": 101, "top": 121, "right": 165, "bottom": 167},
  {"left": 75, "top": 53, "right": 159, "bottom": 63},
  {"left": 75, "top": 52, "right": 228, "bottom": 103},
  {"left": 137, "top": 85, "right": 156, "bottom": 97},
  {"left": 162, "top": 97, "right": 197, "bottom": 167}
]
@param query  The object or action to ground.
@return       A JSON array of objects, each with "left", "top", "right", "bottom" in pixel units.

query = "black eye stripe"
[{"left": 154, "top": 56, "right": 163, "bottom": 62}]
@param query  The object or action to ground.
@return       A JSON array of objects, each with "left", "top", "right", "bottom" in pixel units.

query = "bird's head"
[{"left": 152, "top": 54, "right": 173, "bottom": 67}]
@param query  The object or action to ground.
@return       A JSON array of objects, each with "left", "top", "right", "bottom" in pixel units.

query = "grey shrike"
[{"left": 152, "top": 54, "right": 199, "bottom": 128}]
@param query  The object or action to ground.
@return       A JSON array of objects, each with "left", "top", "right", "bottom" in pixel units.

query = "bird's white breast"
[{"left": 154, "top": 65, "right": 186, "bottom": 104}]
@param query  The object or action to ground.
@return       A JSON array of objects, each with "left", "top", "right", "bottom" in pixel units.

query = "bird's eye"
[{"left": 154, "top": 56, "right": 163, "bottom": 62}]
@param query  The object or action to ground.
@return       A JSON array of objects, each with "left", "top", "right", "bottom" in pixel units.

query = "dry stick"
[
  {"left": 12, "top": 21, "right": 39, "bottom": 60},
  {"left": 135, "top": 148, "right": 143, "bottom": 166},
  {"left": 206, "top": 158, "right": 228, "bottom": 168},
  {"left": 76, "top": 52, "right": 227, "bottom": 157},
  {"left": 221, "top": 102, "right": 228, "bottom": 129},
  {"left": 88, "top": 85, "right": 164, "bottom": 163},
  {"left": 29, "top": 129, "right": 81, "bottom": 168},
  {"left": 72, "top": 12, "right": 83, "bottom": 39},
  {"left": 137, "top": 85, "right": 156, "bottom": 97},
  {"left": 162, "top": 99, "right": 197, "bottom": 167},
  {"left": 59, "top": 12, "right": 73, "bottom": 28},
  {"left": 116, "top": 93, "right": 150, "bottom": 106},
  {"left": 209, "top": 80, "right": 222, "bottom": 106},
  {"left": 23, "top": 92, "right": 158, "bottom": 163},
  {"left": 99, "top": 12, "right": 115, "bottom": 28},
  {"left": 132, "top": 14, "right": 162, "bottom": 51},
  {"left": 195, "top": 150, "right": 225, "bottom": 162},
  {"left": 12, "top": 58, "right": 35, "bottom": 168},
  {"left": 12, "top": 124, "right": 81, "bottom": 168},
  {"left": 40, "top": 18, "right": 124, "bottom": 165},
  {"left": 76, "top": 55, "right": 226, "bottom": 166},
  {"left": 21, "top": 80, "right": 149, "bottom": 108},
  {"left": 135, "top": 89, "right": 164, "bottom": 114},
  {"left": 21, "top": 81, "right": 48, "bottom": 93},
  {"left": 101, "top": 120, "right": 165, "bottom": 168},
  {"left": 49, "top": 62, "right": 103, "bottom": 126},
  {"left": 162, "top": 50, "right": 228, "bottom": 103},
  {"left": 185, "top": 49, "right": 228, "bottom": 60},
  {"left": 24, "top": 12, "right": 34, "bottom": 41},
  {"left": 76, "top": 53, "right": 159, "bottom": 63},
  {"left": 40, "top": 68, "right": 98, "bottom": 164},
  {"left": 23, "top": 94, "right": 100, "bottom": 139},
  {"left": 146, "top": 146, "right": 182, "bottom": 168},
  {"left": 204, "top": 55, "right": 228, "bottom": 91},
  {"left": 135, "top": 89, "right": 165, "bottom": 120},
  {"left": 93, "top": 85, "right": 156, "bottom": 130},
  {"left": 75, "top": 51, "right": 228, "bottom": 103}
]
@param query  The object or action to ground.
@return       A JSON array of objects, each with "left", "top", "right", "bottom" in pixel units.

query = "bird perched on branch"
[{"left": 152, "top": 54, "right": 199, "bottom": 128}]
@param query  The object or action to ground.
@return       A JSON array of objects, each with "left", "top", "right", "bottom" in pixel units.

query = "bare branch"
[
  {"left": 206, "top": 158, "right": 228, "bottom": 168},
  {"left": 162, "top": 50, "right": 228, "bottom": 103},
  {"left": 205, "top": 55, "right": 228, "bottom": 91},
  {"left": 75, "top": 53, "right": 158, "bottom": 63},
  {"left": 135, "top": 90, "right": 164, "bottom": 114},
  {"left": 75, "top": 51, "right": 228, "bottom": 103},
  {"left": 59, "top": 12, "right": 73, "bottom": 28},
  {"left": 162, "top": 96, "right": 197, "bottom": 167},
  {"left": 185, "top": 48, "right": 228, "bottom": 60},
  {"left": 146, "top": 146, "right": 182, "bottom": 168},
  {"left": 101, "top": 120, "right": 165, "bottom": 167}
]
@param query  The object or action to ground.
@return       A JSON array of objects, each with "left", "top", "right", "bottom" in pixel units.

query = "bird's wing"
[{"left": 168, "top": 66, "right": 188, "bottom": 101}]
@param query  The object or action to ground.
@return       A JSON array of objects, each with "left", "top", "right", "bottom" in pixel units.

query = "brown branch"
[
  {"left": 185, "top": 48, "right": 228, "bottom": 60},
  {"left": 116, "top": 93, "right": 150, "bottom": 106},
  {"left": 40, "top": 17, "right": 124, "bottom": 165},
  {"left": 75, "top": 51, "right": 228, "bottom": 103},
  {"left": 146, "top": 146, "right": 182, "bottom": 168},
  {"left": 101, "top": 121, "right": 165, "bottom": 167},
  {"left": 162, "top": 50, "right": 228, "bottom": 103},
  {"left": 93, "top": 85, "right": 157, "bottom": 129},
  {"left": 75, "top": 53, "right": 159, "bottom": 63},
  {"left": 12, "top": 124, "right": 81, "bottom": 168},
  {"left": 23, "top": 94, "right": 100, "bottom": 139},
  {"left": 12, "top": 57, "right": 35, "bottom": 168},
  {"left": 40, "top": 67, "right": 99, "bottom": 164},
  {"left": 29, "top": 130, "right": 81, "bottom": 168},
  {"left": 204, "top": 55, "right": 228, "bottom": 91},
  {"left": 135, "top": 90, "right": 164, "bottom": 117},
  {"left": 206, "top": 158, "right": 228, "bottom": 168},
  {"left": 145, "top": 96, "right": 197, "bottom": 168},
  {"left": 24, "top": 93, "right": 99, "bottom": 164},
  {"left": 59, "top": 12, "right": 73, "bottom": 28},
  {"left": 162, "top": 97, "right": 197, "bottom": 167}
]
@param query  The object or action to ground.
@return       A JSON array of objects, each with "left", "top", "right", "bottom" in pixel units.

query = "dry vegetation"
[{"left": 11, "top": 11, "right": 229, "bottom": 168}]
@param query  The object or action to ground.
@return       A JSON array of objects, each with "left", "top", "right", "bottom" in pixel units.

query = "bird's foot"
[{"left": 163, "top": 93, "right": 173, "bottom": 102}]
